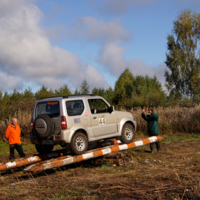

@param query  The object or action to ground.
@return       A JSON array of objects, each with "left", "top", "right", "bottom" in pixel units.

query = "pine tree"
[
  {"left": 55, "top": 84, "right": 71, "bottom": 96},
  {"left": 80, "top": 80, "right": 90, "bottom": 94},
  {"left": 35, "top": 86, "right": 55, "bottom": 100},
  {"left": 74, "top": 88, "right": 80, "bottom": 95}
]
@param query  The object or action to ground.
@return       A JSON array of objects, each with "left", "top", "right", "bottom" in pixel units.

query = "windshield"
[{"left": 35, "top": 101, "right": 60, "bottom": 117}]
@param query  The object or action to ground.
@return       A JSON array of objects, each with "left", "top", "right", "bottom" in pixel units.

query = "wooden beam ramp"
[{"left": 24, "top": 136, "right": 163, "bottom": 173}]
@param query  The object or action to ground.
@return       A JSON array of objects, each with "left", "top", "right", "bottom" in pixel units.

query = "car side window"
[
  {"left": 88, "top": 99, "right": 109, "bottom": 114},
  {"left": 66, "top": 100, "right": 84, "bottom": 116}
]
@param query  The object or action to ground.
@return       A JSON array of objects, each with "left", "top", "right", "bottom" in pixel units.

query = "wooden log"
[
  {"left": 122, "top": 151, "right": 134, "bottom": 159},
  {"left": 95, "top": 158, "right": 124, "bottom": 166},
  {"left": 94, "top": 159, "right": 104, "bottom": 166},
  {"left": 107, "top": 158, "right": 124, "bottom": 166},
  {"left": 104, "top": 152, "right": 125, "bottom": 159}
]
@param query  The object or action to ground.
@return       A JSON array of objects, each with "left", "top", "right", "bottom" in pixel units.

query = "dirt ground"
[{"left": 0, "top": 134, "right": 200, "bottom": 200}]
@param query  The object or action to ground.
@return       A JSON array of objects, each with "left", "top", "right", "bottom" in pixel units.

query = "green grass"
[
  {"left": 0, "top": 141, "right": 9, "bottom": 155},
  {"left": 0, "top": 140, "right": 37, "bottom": 157},
  {"left": 160, "top": 133, "right": 200, "bottom": 144},
  {"left": 22, "top": 143, "right": 36, "bottom": 152}
]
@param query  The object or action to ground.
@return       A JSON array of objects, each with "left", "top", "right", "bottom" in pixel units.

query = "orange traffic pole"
[{"left": 24, "top": 136, "right": 163, "bottom": 173}]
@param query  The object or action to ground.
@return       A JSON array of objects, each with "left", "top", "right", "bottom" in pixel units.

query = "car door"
[{"left": 88, "top": 98, "right": 117, "bottom": 137}]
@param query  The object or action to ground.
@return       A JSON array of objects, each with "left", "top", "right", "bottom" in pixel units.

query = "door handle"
[{"left": 93, "top": 117, "right": 97, "bottom": 119}]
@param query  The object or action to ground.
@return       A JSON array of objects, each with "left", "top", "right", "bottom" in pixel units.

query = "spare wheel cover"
[
  {"left": 34, "top": 115, "right": 54, "bottom": 138},
  {"left": 35, "top": 118, "right": 47, "bottom": 135}
]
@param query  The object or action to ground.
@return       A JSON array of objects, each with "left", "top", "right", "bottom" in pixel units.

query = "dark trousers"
[
  {"left": 150, "top": 141, "right": 160, "bottom": 151},
  {"left": 9, "top": 144, "right": 26, "bottom": 160}
]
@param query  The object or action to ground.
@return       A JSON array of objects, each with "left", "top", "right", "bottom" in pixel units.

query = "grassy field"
[{"left": 0, "top": 133, "right": 200, "bottom": 199}]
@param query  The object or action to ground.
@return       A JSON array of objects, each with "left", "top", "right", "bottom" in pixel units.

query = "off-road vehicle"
[{"left": 30, "top": 94, "right": 137, "bottom": 155}]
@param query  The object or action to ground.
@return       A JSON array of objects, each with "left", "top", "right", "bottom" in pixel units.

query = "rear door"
[
  {"left": 35, "top": 101, "right": 61, "bottom": 135},
  {"left": 65, "top": 99, "right": 91, "bottom": 128},
  {"left": 87, "top": 98, "right": 117, "bottom": 137}
]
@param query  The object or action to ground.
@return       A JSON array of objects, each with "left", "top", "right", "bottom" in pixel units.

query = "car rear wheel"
[
  {"left": 35, "top": 144, "right": 54, "bottom": 154},
  {"left": 121, "top": 123, "right": 134, "bottom": 144},
  {"left": 71, "top": 132, "right": 88, "bottom": 155}
]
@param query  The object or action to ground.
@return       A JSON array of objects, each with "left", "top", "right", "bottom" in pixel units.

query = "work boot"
[
  {"left": 150, "top": 143, "right": 154, "bottom": 153},
  {"left": 155, "top": 142, "right": 160, "bottom": 153}
]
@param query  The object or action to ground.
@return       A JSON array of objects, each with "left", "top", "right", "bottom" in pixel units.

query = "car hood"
[{"left": 114, "top": 110, "right": 133, "bottom": 120}]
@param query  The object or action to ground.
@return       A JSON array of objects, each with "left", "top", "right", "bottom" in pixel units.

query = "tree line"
[{"left": 0, "top": 68, "right": 194, "bottom": 110}]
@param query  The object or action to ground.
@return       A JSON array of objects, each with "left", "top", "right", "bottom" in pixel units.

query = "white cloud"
[
  {"left": 70, "top": 16, "right": 132, "bottom": 44},
  {"left": 99, "top": 43, "right": 125, "bottom": 76},
  {"left": 0, "top": 0, "right": 109, "bottom": 91},
  {"left": 99, "top": 44, "right": 166, "bottom": 87},
  {"left": 69, "top": 16, "right": 166, "bottom": 87},
  {"left": 0, "top": 72, "right": 23, "bottom": 91},
  {"left": 84, "top": 65, "right": 109, "bottom": 88}
]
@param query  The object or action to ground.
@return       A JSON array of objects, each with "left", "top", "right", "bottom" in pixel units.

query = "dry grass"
[
  {"left": 129, "top": 105, "right": 200, "bottom": 135},
  {"left": 0, "top": 134, "right": 200, "bottom": 199},
  {"left": 0, "top": 105, "right": 200, "bottom": 140}
]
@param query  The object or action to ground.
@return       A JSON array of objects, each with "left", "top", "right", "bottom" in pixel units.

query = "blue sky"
[{"left": 0, "top": 0, "right": 200, "bottom": 93}]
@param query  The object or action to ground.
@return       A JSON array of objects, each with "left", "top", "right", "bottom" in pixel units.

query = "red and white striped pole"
[
  {"left": 0, "top": 140, "right": 121, "bottom": 171},
  {"left": 24, "top": 136, "right": 163, "bottom": 173},
  {"left": 0, "top": 151, "right": 70, "bottom": 171}
]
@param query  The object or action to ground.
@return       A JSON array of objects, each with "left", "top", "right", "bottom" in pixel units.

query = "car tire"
[
  {"left": 34, "top": 115, "right": 54, "bottom": 138},
  {"left": 121, "top": 123, "right": 134, "bottom": 144},
  {"left": 35, "top": 144, "right": 54, "bottom": 154},
  {"left": 71, "top": 132, "right": 88, "bottom": 155}
]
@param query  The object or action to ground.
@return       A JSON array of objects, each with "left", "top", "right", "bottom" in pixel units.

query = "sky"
[{"left": 0, "top": 0, "right": 200, "bottom": 94}]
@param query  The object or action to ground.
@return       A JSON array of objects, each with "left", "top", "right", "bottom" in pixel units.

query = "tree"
[
  {"left": 105, "top": 87, "right": 114, "bottom": 104},
  {"left": 80, "top": 80, "right": 90, "bottom": 94},
  {"left": 35, "top": 86, "right": 55, "bottom": 100},
  {"left": 92, "top": 87, "right": 105, "bottom": 98},
  {"left": 113, "top": 68, "right": 166, "bottom": 108},
  {"left": 9, "top": 89, "right": 23, "bottom": 103},
  {"left": 113, "top": 68, "right": 134, "bottom": 107},
  {"left": 23, "top": 87, "right": 34, "bottom": 100},
  {"left": 74, "top": 88, "right": 80, "bottom": 95},
  {"left": 165, "top": 10, "right": 200, "bottom": 100},
  {"left": 55, "top": 84, "right": 71, "bottom": 96}
]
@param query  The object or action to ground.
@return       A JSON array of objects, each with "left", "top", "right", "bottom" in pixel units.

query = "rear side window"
[
  {"left": 66, "top": 100, "right": 84, "bottom": 116},
  {"left": 36, "top": 101, "right": 59, "bottom": 117}
]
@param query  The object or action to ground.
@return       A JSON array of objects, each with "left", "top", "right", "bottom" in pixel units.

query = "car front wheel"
[{"left": 121, "top": 123, "right": 134, "bottom": 144}]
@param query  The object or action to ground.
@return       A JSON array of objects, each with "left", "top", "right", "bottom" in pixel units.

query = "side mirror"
[{"left": 109, "top": 105, "right": 114, "bottom": 113}]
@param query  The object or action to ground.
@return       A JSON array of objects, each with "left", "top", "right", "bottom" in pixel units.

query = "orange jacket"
[{"left": 5, "top": 124, "right": 21, "bottom": 145}]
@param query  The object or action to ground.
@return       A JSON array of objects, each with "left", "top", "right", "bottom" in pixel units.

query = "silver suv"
[{"left": 30, "top": 94, "right": 137, "bottom": 155}]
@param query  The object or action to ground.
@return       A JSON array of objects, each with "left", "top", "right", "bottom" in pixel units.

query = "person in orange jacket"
[{"left": 5, "top": 118, "right": 26, "bottom": 160}]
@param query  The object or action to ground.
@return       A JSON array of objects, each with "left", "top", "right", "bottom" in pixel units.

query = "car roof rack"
[
  {"left": 39, "top": 94, "right": 95, "bottom": 100},
  {"left": 63, "top": 94, "right": 95, "bottom": 98}
]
